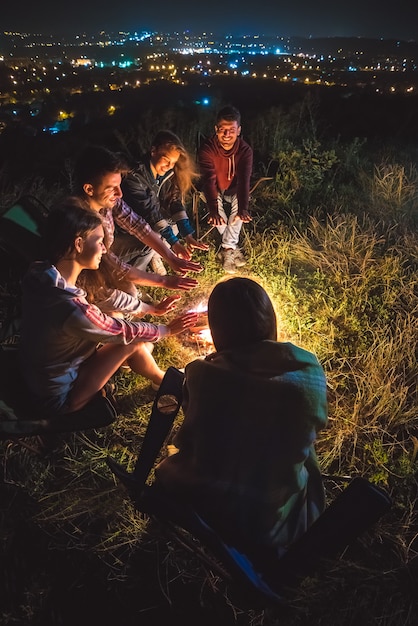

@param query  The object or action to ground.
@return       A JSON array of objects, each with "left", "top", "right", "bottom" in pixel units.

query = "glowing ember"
[
  {"left": 187, "top": 300, "right": 213, "bottom": 346},
  {"left": 188, "top": 301, "right": 208, "bottom": 314},
  {"left": 197, "top": 327, "right": 213, "bottom": 344},
  {"left": 188, "top": 300, "right": 208, "bottom": 331}
]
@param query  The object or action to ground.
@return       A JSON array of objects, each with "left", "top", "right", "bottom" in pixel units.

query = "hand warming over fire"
[
  {"left": 171, "top": 240, "right": 192, "bottom": 260},
  {"left": 166, "top": 254, "right": 203, "bottom": 276},
  {"left": 207, "top": 211, "right": 226, "bottom": 226},
  {"left": 163, "top": 275, "right": 199, "bottom": 290},
  {"left": 233, "top": 210, "right": 252, "bottom": 224},
  {"left": 185, "top": 233, "right": 210, "bottom": 253},
  {"left": 150, "top": 295, "right": 181, "bottom": 316},
  {"left": 167, "top": 311, "right": 199, "bottom": 336}
]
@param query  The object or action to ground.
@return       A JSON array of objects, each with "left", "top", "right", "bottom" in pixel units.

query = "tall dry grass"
[{"left": 1, "top": 112, "right": 418, "bottom": 624}]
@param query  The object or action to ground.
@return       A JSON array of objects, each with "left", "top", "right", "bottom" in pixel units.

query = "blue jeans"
[{"left": 216, "top": 192, "right": 242, "bottom": 250}]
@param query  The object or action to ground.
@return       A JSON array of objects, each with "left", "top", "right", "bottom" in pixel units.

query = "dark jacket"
[
  {"left": 121, "top": 156, "right": 194, "bottom": 245},
  {"left": 156, "top": 340, "right": 328, "bottom": 555}
]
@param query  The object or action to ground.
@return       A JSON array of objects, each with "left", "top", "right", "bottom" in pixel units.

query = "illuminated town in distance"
[{"left": 1, "top": 30, "right": 418, "bottom": 134}]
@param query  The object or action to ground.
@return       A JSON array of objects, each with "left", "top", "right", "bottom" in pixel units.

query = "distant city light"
[{"left": 1, "top": 30, "right": 417, "bottom": 136}]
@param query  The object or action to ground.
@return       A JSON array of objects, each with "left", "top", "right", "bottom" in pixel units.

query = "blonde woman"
[{"left": 117, "top": 130, "right": 209, "bottom": 273}]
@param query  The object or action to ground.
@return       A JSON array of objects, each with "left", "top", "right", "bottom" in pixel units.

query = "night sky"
[{"left": 2, "top": 0, "right": 418, "bottom": 40}]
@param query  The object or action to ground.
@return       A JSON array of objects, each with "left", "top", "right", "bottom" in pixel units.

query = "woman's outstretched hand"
[
  {"left": 167, "top": 311, "right": 199, "bottom": 336},
  {"left": 185, "top": 233, "right": 210, "bottom": 252},
  {"left": 151, "top": 295, "right": 181, "bottom": 315}
]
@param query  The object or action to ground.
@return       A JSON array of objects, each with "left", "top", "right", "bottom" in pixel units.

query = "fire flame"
[
  {"left": 188, "top": 300, "right": 213, "bottom": 346},
  {"left": 189, "top": 301, "right": 208, "bottom": 314},
  {"left": 196, "top": 327, "right": 213, "bottom": 345}
]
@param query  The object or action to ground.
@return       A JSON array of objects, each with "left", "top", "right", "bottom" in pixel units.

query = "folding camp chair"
[
  {"left": 0, "top": 195, "right": 50, "bottom": 345},
  {"left": 0, "top": 346, "right": 117, "bottom": 439},
  {"left": 106, "top": 367, "right": 392, "bottom": 607}
]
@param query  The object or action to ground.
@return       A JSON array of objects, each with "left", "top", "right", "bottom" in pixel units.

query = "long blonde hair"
[{"left": 151, "top": 130, "right": 198, "bottom": 202}]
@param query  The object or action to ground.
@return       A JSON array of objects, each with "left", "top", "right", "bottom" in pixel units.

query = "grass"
[{"left": 1, "top": 109, "right": 418, "bottom": 624}]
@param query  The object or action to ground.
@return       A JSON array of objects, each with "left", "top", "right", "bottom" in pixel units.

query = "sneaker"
[
  {"left": 233, "top": 248, "right": 246, "bottom": 267},
  {"left": 217, "top": 249, "right": 225, "bottom": 264},
  {"left": 221, "top": 249, "right": 237, "bottom": 274},
  {"left": 150, "top": 254, "right": 167, "bottom": 276}
]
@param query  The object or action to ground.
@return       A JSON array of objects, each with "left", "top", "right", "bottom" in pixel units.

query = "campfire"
[{"left": 187, "top": 301, "right": 213, "bottom": 349}]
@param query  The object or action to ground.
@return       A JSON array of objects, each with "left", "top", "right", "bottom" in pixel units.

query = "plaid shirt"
[
  {"left": 100, "top": 197, "right": 152, "bottom": 248},
  {"left": 100, "top": 197, "right": 153, "bottom": 279},
  {"left": 20, "top": 263, "right": 168, "bottom": 413}
]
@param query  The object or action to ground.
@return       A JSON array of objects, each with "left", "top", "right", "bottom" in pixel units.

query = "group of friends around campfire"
[{"left": 19, "top": 105, "right": 328, "bottom": 565}]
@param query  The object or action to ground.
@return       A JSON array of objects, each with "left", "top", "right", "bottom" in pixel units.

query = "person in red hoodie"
[{"left": 198, "top": 106, "right": 253, "bottom": 274}]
